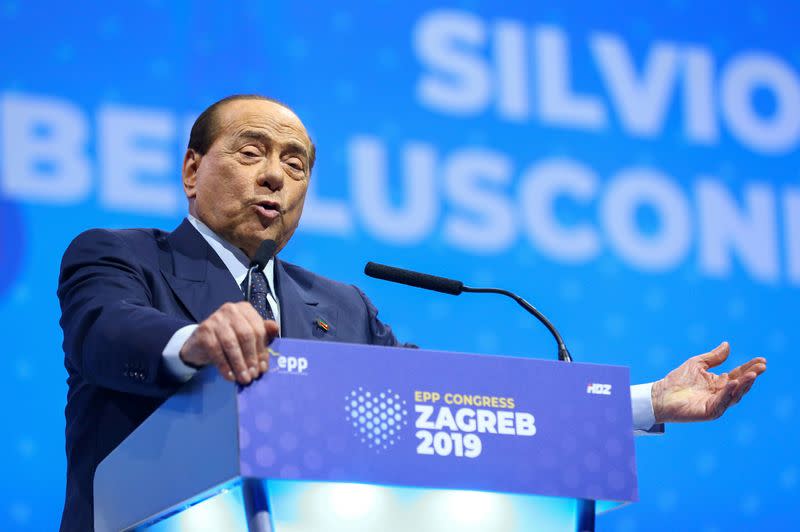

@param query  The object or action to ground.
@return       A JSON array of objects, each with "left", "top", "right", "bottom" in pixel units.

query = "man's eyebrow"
[
  {"left": 236, "top": 130, "right": 309, "bottom": 159},
  {"left": 236, "top": 130, "right": 270, "bottom": 143},
  {"left": 282, "top": 141, "right": 309, "bottom": 159}
]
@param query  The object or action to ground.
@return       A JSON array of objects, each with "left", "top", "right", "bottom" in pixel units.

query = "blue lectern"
[{"left": 94, "top": 339, "right": 637, "bottom": 531}]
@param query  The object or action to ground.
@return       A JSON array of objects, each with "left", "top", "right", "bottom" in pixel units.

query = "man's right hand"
[{"left": 179, "top": 301, "right": 279, "bottom": 385}]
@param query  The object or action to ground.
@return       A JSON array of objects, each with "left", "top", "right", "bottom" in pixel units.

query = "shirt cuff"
[
  {"left": 162, "top": 324, "right": 199, "bottom": 382},
  {"left": 631, "top": 382, "right": 663, "bottom": 435}
]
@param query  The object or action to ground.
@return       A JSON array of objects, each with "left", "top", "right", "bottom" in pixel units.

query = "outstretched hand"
[{"left": 651, "top": 342, "right": 766, "bottom": 424}]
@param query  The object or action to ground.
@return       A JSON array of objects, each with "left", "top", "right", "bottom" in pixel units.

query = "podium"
[{"left": 94, "top": 339, "right": 637, "bottom": 531}]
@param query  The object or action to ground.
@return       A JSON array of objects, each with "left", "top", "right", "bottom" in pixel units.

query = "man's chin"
[{"left": 238, "top": 228, "right": 283, "bottom": 257}]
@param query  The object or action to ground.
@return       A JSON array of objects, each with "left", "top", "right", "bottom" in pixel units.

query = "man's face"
[{"left": 183, "top": 99, "right": 313, "bottom": 258}]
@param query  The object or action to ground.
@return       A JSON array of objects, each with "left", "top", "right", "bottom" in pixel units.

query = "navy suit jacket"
[{"left": 57, "top": 218, "right": 401, "bottom": 531}]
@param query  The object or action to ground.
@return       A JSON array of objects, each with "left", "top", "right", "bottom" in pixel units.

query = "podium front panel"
[{"left": 237, "top": 339, "right": 637, "bottom": 503}]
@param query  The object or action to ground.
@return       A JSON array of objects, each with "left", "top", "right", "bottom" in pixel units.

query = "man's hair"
[{"left": 187, "top": 94, "right": 316, "bottom": 171}]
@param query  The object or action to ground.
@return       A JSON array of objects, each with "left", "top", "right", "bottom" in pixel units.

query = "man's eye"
[
  {"left": 286, "top": 159, "right": 304, "bottom": 171},
  {"left": 241, "top": 148, "right": 260, "bottom": 157}
]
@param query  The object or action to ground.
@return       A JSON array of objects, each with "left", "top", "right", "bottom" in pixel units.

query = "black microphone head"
[
  {"left": 252, "top": 240, "right": 277, "bottom": 269},
  {"left": 364, "top": 262, "right": 463, "bottom": 295}
]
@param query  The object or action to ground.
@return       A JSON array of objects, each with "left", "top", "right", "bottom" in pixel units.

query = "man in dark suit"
[
  {"left": 58, "top": 94, "right": 406, "bottom": 530},
  {"left": 58, "top": 95, "right": 766, "bottom": 531}
]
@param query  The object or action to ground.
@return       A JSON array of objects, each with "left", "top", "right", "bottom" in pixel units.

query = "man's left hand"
[{"left": 651, "top": 342, "right": 766, "bottom": 424}]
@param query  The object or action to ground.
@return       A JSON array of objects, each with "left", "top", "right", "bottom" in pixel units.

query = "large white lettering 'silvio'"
[{"left": 413, "top": 9, "right": 800, "bottom": 154}]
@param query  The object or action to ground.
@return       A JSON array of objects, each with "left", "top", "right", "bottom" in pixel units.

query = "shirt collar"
[{"left": 186, "top": 214, "right": 276, "bottom": 294}]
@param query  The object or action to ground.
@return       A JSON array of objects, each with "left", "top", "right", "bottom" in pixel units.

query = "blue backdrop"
[{"left": 1, "top": 1, "right": 797, "bottom": 530}]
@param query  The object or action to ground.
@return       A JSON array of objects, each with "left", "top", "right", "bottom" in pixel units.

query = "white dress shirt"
[{"left": 161, "top": 216, "right": 658, "bottom": 432}]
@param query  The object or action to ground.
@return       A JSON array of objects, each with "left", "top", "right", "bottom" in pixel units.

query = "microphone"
[
  {"left": 364, "top": 261, "right": 464, "bottom": 295},
  {"left": 252, "top": 240, "right": 277, "bottom": 270},
  {"left": 245, "top": 240, "right": 277, "bottom": 301},
  {"left": 364, "top": 262, "right": 573, "bottom": 362}
]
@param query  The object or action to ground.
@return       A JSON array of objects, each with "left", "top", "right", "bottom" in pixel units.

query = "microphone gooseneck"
[
  {"left": 460, "top": 285, "right": 572, "bottom": 362},
  {"left": 364, "top": 261, "right": 573, "bottom": 362}
]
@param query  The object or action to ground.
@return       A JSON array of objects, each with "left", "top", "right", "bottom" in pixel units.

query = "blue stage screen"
[{"left": 1, "top": 2, "right": 797, "bottom": 530}]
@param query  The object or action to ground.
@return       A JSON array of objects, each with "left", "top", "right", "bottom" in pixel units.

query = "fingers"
[
  {"left": 731, "top": 377, "right": 753, "bottom": 405},
  {"left": 215, "top": 319, "right": 252, "bottom": 384},
  {"left": 712, "top": 367, "right": 763, "bottom": 415},
  {"left": 184, "top": 324, "right": 235, "bottom": 381},
  {"left": 708, "top": 379, "right": 738, "bottom": 419},
  {"left": 264, "top": 319, "right": 279, "bottom": 342},
  {"left": 229, "top": 304, "right": 265, "bottom": 377},
  {"left": 261, "top": 319, "right": 280, "bottom": 369},
  {"left": 205, "top": 302, "right": 275, "bottom": 385},
  {"left": 697, "top": 341, "right": 730, "bottom": 369},
  {"left": 731, "top": 368, "right": 763, "bottom": 405},
  {"left": 728, "top": 358, "right": 767, "bottom": 380},
  {"left": 238, "top": 304, "right": 271, "bottom": 373}
]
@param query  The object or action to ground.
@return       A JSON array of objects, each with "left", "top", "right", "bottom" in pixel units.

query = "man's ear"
[{"left": 182, "top": 149, "right": 200, "bottom": 199}]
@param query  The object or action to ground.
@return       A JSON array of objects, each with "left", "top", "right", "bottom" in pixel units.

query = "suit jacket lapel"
[
  {"left": 275, "top": 258, "right": 337, "bottom": 340},
  {"left": 159, "top": 218, "right": 245, "bottom": 322}
]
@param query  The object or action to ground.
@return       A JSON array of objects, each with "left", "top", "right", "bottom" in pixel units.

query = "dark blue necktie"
[{"left": 243, "top": 269, "right": 275, "bottom": 321}]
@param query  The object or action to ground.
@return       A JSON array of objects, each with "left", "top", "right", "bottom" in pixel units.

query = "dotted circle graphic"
[{"left": 344, "top": 387, "right": 409, "bottom": 452}]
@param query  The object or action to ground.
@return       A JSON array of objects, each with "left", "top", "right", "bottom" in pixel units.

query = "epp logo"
[
  {"left": 586, "top": 383, "right": 612, "bottom": 395},
  {"left": 269, "top": 348, "right": 309, "bottom": 375}
]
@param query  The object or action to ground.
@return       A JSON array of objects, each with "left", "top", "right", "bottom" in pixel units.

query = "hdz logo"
[
  {"left": 587, "top": 383, "right": 612, "bottom": 395},
  {"left": 268, "top": 348, "right": 309, "bottom": 375}
]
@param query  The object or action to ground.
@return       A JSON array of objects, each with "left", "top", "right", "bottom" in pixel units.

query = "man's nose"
[{"left": 257, "top": 156, "right": 284, "bottom": 191}]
